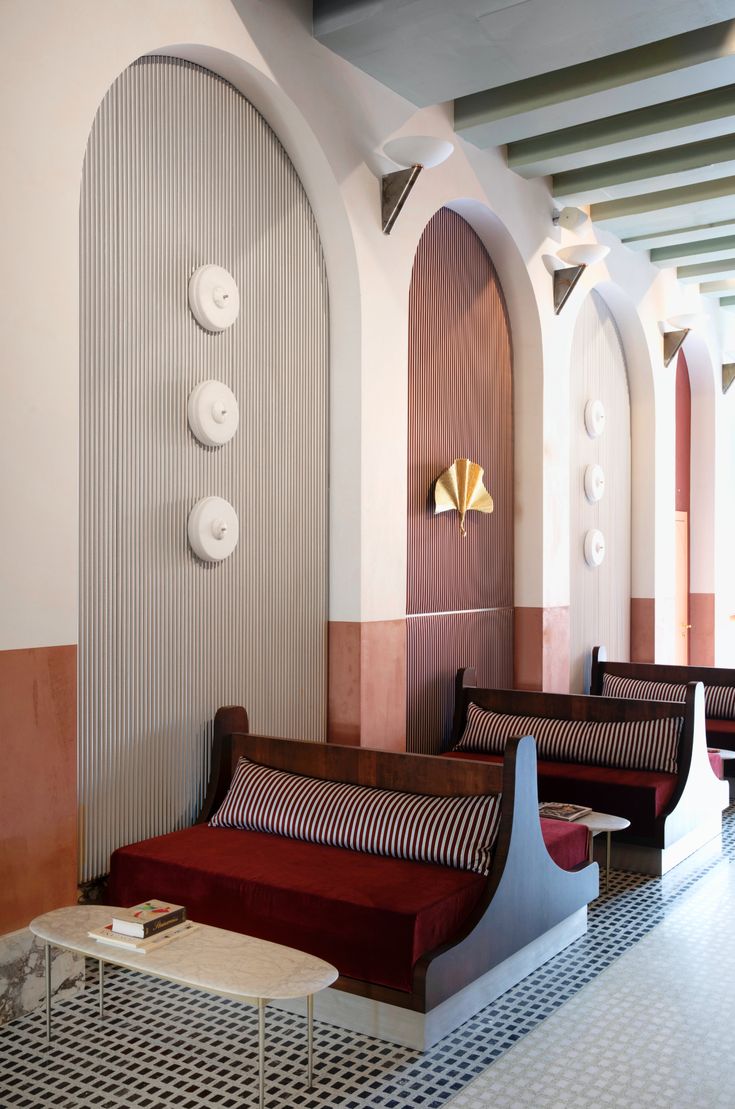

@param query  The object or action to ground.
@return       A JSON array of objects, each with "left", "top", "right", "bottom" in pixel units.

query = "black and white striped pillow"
[
  {"left": 601, "top": 671, "right": 735, "bottom": 721},
  {"left": 703, "top": 684, "right": 735, "bottom": 719},
  {"left": 456, "top": 701, "right": 681, "bottom": 774},
  {"left": 601, "top": 672, "right": 687, "bottom": 704},
  {"left": 210, "top": 757, "right": 502, "bottom": 875}
]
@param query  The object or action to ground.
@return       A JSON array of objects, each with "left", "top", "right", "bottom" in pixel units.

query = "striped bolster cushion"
[
  {"left": 210, "top": 758, "right": 502, "bottom": 875},
  {"left": 601, "top": 671, "right": 735, "bottom": 721},
  {"left": 456, "top": 701, "right": 682, "bottom": 774}
]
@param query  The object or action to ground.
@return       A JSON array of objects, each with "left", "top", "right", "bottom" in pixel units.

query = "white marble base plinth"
[
  {"left": 610, "top": 818, "right": 723, "bottom": 876},
  {"left": 0, "top": 927, "right": 84, "bottom": 1026},
  {"left": 273, "top": 908, "right": 588, "bottom": 1050}
]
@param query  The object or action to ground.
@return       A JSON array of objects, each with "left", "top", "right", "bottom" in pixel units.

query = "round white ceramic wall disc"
[
  {"left": 188, "top": 497, "right": 239, "bottom": 562},
  {"left": 584, "top": 399, "right": 606, "bottom": 438},
  {"left": 188, "top": 380, "right": 239, "bottom": 447},
  {"left": 584, "top": 528, "right": 606, "bottom": 568},
  {"left": 584, "top": 463, "right": 606, "bottom": 503},
  {"left": 188, "top": 265, "right": 240, "bottom": 332}
]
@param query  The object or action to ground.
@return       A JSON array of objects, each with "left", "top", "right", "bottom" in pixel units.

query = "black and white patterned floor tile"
[{"left": 2, "top": 807, "right": 733, "bottom": 1109}]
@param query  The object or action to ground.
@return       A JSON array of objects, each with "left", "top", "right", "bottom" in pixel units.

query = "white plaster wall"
[{"left": 1, "top": 0, "right": 734, "bottom": 656}]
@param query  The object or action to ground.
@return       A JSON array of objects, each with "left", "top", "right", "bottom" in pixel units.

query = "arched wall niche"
[
  {"left": 562, "top": 278, "right": 657, "bottom": 670},
  {"left": 677, "top": 334, "right": 716, "bottom": 664},
  {"left": 78, "top": 54, "right": 331, "bottom": 880},
  {"left": 568, "top": 290, "right": 632, "bottom": 691},
  {"left": 149, "top": 44, "right": 363, "bottom": 626},
  {"left": 406, "top": 206, "right": 514, "bottom": 752}
]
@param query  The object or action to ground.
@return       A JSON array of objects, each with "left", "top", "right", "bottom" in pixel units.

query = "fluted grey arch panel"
[{"left": 79, "top": 57, "right": 328, "bottom": 882}]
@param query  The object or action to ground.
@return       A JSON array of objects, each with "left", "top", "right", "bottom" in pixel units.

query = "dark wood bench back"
[
  {"left": 199, "top": 704, "right": 505, "bottom": 823},
  {"left": 590, "top": 645, "right": 735, "bottom": 697},
  {"left": 451, "top": 668, "right": 696, "bottom": 747}
]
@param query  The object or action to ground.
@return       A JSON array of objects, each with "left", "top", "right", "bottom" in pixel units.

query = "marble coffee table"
[
  {"left": 30, "top": 906, "right": 338, "bottom": 1108},
  {"left": 575, "top": 811, "right": 631, "bottom": 892}
]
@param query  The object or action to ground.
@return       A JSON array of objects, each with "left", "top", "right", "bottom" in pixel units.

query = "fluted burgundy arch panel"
[{"left": 407, "top": 208, "right": 513, "bottom": 753}]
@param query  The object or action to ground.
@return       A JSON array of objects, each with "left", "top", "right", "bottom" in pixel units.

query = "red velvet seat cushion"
[
  {"left": 706, "top": 718, "right": 735, "bottom": 753},
  {"left": 444, "top": 751, "right": 676, "bottom": 839},
  {"left": 108, "top": 825, "right": 486, "bottom": 992},
  {"left": 107, "top": 817, "right": 590, "bottom": 993}
]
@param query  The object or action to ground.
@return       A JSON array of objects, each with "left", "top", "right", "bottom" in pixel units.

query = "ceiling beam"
[
  {"left": 507, "top": 85, "right": 735, "bottom": 174},
  {"left": 700, "top": 278, "right": 735, "bottom": 296},
  {"left": 553, "top": 134, "right": 735, "bottom": 201},
  {"left": 651, "top": 234, "right": 735, "bottom": 263},
  {"left": 623, "top": 219, "right": 735, "bottom": 250},
  {"left": 591, "top": 175, "right": 735, "bottom": 223},
  {"left": 720, "top": 295, "right": 735, "bottom": 305},
  {"left": 678, "top": 258, "right": 735, "bottom": 283},
  {"left": 455, "top": 19, "right": 735, "bottom": 146}
]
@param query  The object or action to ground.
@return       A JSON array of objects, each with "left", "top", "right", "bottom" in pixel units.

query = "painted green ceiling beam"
[
  {"left": 720, "top": 295, "right": 735, "bottom": 305},
  {"left": 591, "top": 175, "right": 735, "bottom": 223},
  {"left": 508, "top": 85, "right": 735, "bottom": 172},
  {"left": 678, "top": 258, "right": 735, "bottom": 283},
  {"left": 623, "top": 219, "right": 735, "bottom": 250},
  {"left": 553, "top": 134, "right": 735, "bottom": 199},
  {"left": 700, "top": 278, "right": 735, "bottom": 295},
  {"left": 455, "top": 19, "right": 735, "bottom": 137},
  {"left": 651, "top": 234, "right": 735, "bottom": 263}
]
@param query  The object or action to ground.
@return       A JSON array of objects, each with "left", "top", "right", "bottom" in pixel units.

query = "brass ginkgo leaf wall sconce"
[{"left": 434, "top": 458, "right": 493, "bottom": 536}]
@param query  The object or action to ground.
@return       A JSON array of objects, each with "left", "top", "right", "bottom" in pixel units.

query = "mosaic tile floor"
[{"left": 2, "top": 807, "right": 733, "bottom": 1109}]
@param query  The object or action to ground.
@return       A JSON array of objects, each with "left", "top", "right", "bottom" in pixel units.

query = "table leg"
[
  {"left": 307, "top": 994, "right": 314, "bottom": 1091},
  {"left": 44, "top": 942, "right": 51, "bottom": 1045},
  {"left": 606, "top": 831, "right": 611, "bottom": 893},
  {"left": 258, "top": 998, "right": 265, "bottom": 1109},
  {"left": 99, "top": 960, "right": 104, "bottom": 1019}
]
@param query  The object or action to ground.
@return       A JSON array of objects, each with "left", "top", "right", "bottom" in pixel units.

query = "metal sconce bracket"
[
  {"left": 381, "top": 165, "right": 422, "bottom": 234},
  {"left": 663, "top": 329, "right": 689, "bottom": 367},
  {"left": 553, "top": 264, "right": 585, "bottom": 315},
  {"left": 723, "top": 363, "right": 735, "bottom": 394}
]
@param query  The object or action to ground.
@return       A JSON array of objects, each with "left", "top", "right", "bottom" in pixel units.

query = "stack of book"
[
  {"left": 538, "top": 801, "right": 592, "bottom": 821},
  {"left": 88, "top": 900, "right": 197, "bottom": 953}
]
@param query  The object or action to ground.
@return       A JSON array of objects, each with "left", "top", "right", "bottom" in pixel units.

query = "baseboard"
[
  {"left": 610, "top": 817, "right": 723, "bottom": 876},
  {"left": 272, "top": 907, "right": 588, "bottom": 1050}
]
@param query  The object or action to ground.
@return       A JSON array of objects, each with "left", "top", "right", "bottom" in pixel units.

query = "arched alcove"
[
  {"left": 677, "top": 334, "right": 717, "bottom": 664},
  {"left": 569, "top": 291, "right": 631, "bottom": 691},
  {"left": 406, "top": 207, "right": 513, "bottom": 752},
  {"left": 78, "top": 55, "right": 329, "bottom": 880}
]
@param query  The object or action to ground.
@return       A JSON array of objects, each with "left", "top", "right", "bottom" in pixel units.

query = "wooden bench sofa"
[
  {"left": 591, "top": 645, "right": 735, "bottom": 763},
  {"left": 108, "top": 706, "right": 597, "bottom": 1050},
  {"left": 445, "top": 671, "right": 729, "bottom": 876}
]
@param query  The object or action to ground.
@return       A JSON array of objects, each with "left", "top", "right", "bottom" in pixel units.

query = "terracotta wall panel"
[
  {"left": 328, "top": 621, "right": 406, "bottom": 750},
  {"left": 630, "top": 598, "right": 655, "bottom": 663},
  {"left": 0, "top": 646, "right": 77, "bottom": 934},
  {"left": 690, "top": 593, "right": 715, "bottom": 666}
]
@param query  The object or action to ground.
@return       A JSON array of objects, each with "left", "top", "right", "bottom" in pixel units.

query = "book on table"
[
  {"left": 111, "top": 899, "right": 186, "bottom": 938},
  {"left": 87, "top": 919, "right": 198, "bottom": 953},
  {"left": 538, "top": 802, "right": 592, "bottom": 821}
]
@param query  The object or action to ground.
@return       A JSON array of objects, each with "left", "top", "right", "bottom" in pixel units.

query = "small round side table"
[{"left": 576, "top": 811, "right": 631, "bottom": 893}]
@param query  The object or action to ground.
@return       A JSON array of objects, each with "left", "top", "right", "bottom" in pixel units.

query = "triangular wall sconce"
[
  {"left": 723, "top": 363, "right": 735, "bottom": 394},
  {"left": 663, "top": 329, "right": 689, "bottom": 367}
]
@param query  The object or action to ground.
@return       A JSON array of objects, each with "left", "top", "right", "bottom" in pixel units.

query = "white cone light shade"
[
  {"left": 584, "top": 464, "right": 606, "bottom": 503},
  {"left": 584, "top": 399, "right": 606, "bottom": 438},
  {"left": 188, "top": 380, "right": 239, "bottom": 447},
  {"left": 584, "top": 529, "right": 606, "bottom": 568},
  {"left": 189, "top": 264, "right": 240, "bottom": 332},
  {"left": 557, "top": 244, "right": 610, "bottom": 266},
  {"left": 383, "top": 136, "right": 453, "bottom": 169},
  {"left": 188, "top": 496, "right": 239, "bottom": 562}
]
